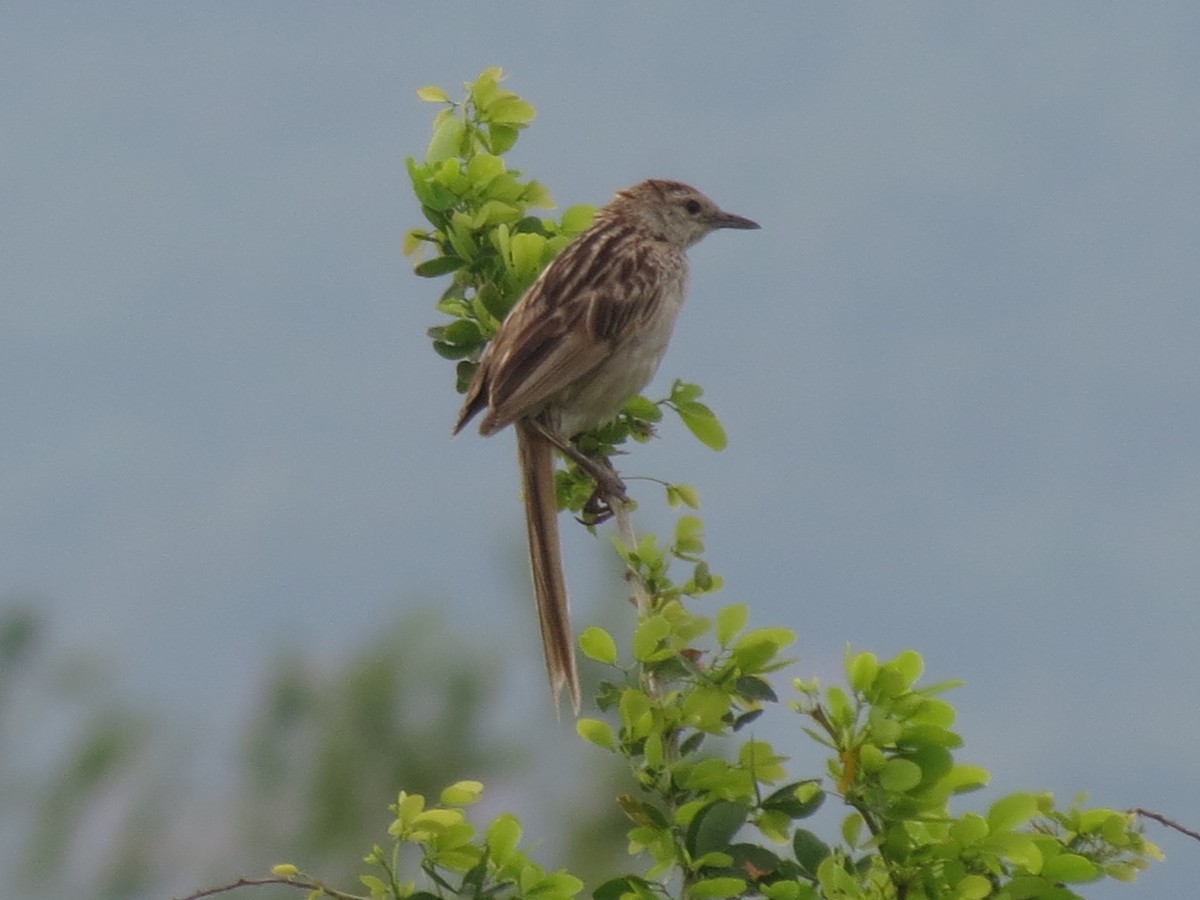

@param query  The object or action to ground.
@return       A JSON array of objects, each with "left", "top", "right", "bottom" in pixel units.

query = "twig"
[
  {"left": 1135, "top": 807, "right": 1200, "bottom": 843},
  {"left": 175, "top": 876, "right": 368, "bottom": 900},
  {"left": 612, "top": 496, "right": 670, "bottom": 713},
  {"left": 613, "top": 500, "right": 650, "bottom": 615}
]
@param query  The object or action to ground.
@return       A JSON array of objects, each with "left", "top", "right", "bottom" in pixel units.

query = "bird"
[{"left": 453, "top": 179, "right": 759, "bottom": 713}]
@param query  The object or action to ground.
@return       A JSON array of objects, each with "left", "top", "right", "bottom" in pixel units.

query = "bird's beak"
[{"left": 712, "top": 210, "right": 760, "bottom": 230}]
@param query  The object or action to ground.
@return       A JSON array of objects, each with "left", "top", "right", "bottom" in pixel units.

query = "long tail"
[{"left": 516, "top": 419, "right": 581, "bottom": 714}]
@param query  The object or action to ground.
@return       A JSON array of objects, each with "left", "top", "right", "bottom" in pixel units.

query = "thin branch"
[
  {"left": 175, "top": 876, "right": 369, "bottom": 900},
  {"left": 1135, "top": 807, "right": 1200, "bottom": 843},
  {"left": 613, "top": 500, "right": 650, "bottom": 615}
]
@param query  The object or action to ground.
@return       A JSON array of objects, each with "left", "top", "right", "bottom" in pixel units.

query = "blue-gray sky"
[{"left": 3, "top": 5, "right": 1198, "bottom": 896}]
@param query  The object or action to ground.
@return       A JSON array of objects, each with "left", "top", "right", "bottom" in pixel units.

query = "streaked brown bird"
[{"left": 454, "top": 179, "right": 759, "bottom": 713}]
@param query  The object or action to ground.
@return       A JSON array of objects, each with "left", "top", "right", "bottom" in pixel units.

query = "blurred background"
[{"left": 2, "top": 5, "right": 1198, "bottom": 898}]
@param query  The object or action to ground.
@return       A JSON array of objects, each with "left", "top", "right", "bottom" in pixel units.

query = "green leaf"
[
  {"left": 689, "top": 877, "right": 747, "bottom": 900},
  {"left": 754, "top": 808, "right": 791, "bottom": 844},
  {"left": 456, "top": 362, "right": 475, "bottom": 393},
  {"left": 471, "top": 199, "right": 521, "bottom": 227},
  {"left": 1076, "top": 807, "right": 1120, "bottom": 834},
  {"left": 674, "top": 723, "right": 705, "bottom": 753},
  {"left": 468, "top": 67, "right": 504, "bottom": 108},
  {"left": 523, "top": 180, "right": 554, "bottom": 209},
  {"left": 509, "top": 231, "right": 547, "bottom": 280},
  {"left": 954, "top": 874, "right": 992, "bottom": 899},
  {"left": 439, "top": 780, "right": 483, "bottom": 806},
  {"left": 735, "top": 675, "right": 777, "bottom": 703},
  {"left": 426, "top": 114, "right": 466, "bottom": 164},
  {"left": 905, "top": 743, "right": 953, "bottom": 787},
  {"left": 643, "top": 731, "right": 664, "bottom": 768},
  {"left": 950, "top": 813, "right": 990, "bottom": 845},
  {"left": 622, "top": 393, "right": 660, "bottom": 421},
  {"left": 488, "top": 96, "right": 536, "bottom": 125},
  {"left": 671, "top": 380, "right": 703, "bottom": 404},
  {"left": 414, "top": 256, "right": 465, "bottom": 278},
  {"left": 792, "top": 828, "right": 831, "bottom": 878},
  {"left": 840, "top": 812, "right": 864, "bottom": 847},
  {"left": 679, "top": 758, "right": 751, "bottom": 795},
  {"left": 535, "top": 871, "right": 584, "bottom": 899},
  {"left": 475, "top": 284, "right": 510, "bottom": 326},
  {"left": 618, "top": 688, "right": 653, "bottom": 734},
  {"left": 631, "top": 615, "right": 671, "bottom": 661},
  {"left": 617, "top": 795, "right": 670, "bottom": 829},
  {"left": 432, "top": 340, "right": 476, "bottom": 361},
  {"left": 739, "top": 738, "right": 787, "bottom": 782},
  {"left": 359, "top": 874, "right": 388, "bottom": 897},
  {"left": 560, "top": 204, "right": 596, "bottom": 233},
  {"left": 732, "top": 628, "right": 795, "bottom": 673},
  {"left": 898, "top": 723, "right": 962, "bottom": 750},
  {"left": 435, "top": 294, "right": 469, "bottom": 317},
  {"left": 594, "top": 877, "right": 644, "bottom": 900},
  {"left": 487, "top": 124, "right": 519, "bottom": 154},
  {"left": 413, "top": 177, "right": 457, "bottom": 212},
  {"left": 715, "top": 603, "right": 748, "bottom": 644},
  {"left": 439, "top": 318, "right": 482, "bottom": 346},
  {"left": 667, "top": 482, "right": 700, "bottom": 509},
  {"left": 416, "top": 85, "right": 449, "bottom": 103},
  {"left": 1041, "top": 853, "right": 1099, "bottom": 883},
  {"left": 858, "top": 742, "right": 885, "bottom": 773},
  {"left": 686, "top": 800, "right": 749, "bottom": 857},
  {"left": 891, "top": 649, "right": 924, "bottom": 687},
  {"left": 485, "top": 812, "right": 521, "bottom": 865},
  {"left": 943, "top": 764, "right": 990, "bottom": 794},
  {"left": 465, "top": 152, "right": 505, "bottom": 186},
  {"left": 446, "top": 212, "right": 478, "bottom": 262},
  {"left": 825, "top": 685, "right": 852, "bottom": 726},
  {"left": 871, "top": 665, "right": 909, "bottom": 700},
  {"left": 728, "top": 843, "right": 783, "bottom": 879},
  {"left": 685, "top": 561, "right": 721, "bottom": 595},
  {"left": 988, "top": 792, "right": 1041, "bottom": 833},
  {"left": 763, "top": 881, "right": 811, "bottom": 900},
  {"left": 579, "top": 626, "right": 618, "bottom": 664},
  {"left": 762, "top": 781, "right": 825, "bottom": 819},
  {"left": 393, "top": 790, "right": 425, "bottom": 827},
  {"left": 676, "top": 403, "right": 728, "bottom": 451},
  {"left": 992, "top": 832, "right": 1043, "bottom": 871},
  {"left": 402, "top": 228, "right": 426, "bottom": 257},
  {"left": 848, "top": 651, "right": 879, "bottom": 693},
  {"left": 485, "top": 172, "right": 524, "bottom": 203},
  {"left": 674, "top": 514, "right": 705, "bottom": 555},
  {"left": 576, "top": 718, "right": 615, "bottom": 750},
  {"left": 878, "top": 758, "right": 923, "bottom": 792},
  {"left": 909, "top": 696, "right": 957, "bottom": 727},
  {"left": 682, "top": 685, "right": 731, "bottom": 728},
  {"left": 1105, "top": 862, "right": 1140, "bottom": 882}
]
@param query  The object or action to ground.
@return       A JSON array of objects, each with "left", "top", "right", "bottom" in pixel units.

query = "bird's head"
[{"left": 610, "top": 179, "right": 760, "bottom": 248}]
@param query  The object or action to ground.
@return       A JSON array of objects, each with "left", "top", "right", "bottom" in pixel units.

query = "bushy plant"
[{"left": 185, "top": 68, "right": 1163, "bottom": 900}]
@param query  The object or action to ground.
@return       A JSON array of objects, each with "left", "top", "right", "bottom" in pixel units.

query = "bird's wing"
[
  {"left": 480, "top": 306, "right": 610, "bottom": 433},
  {"left": 476, "top": 222, "right": 663, "bottom": 433}
]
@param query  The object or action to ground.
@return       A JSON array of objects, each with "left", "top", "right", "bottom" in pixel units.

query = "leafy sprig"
[
  {"left": 403, "top": 67, "right": 726, "bottom": 514},
  {"left": 184, "top": 68, "right": 1167, "bottom": 900}
]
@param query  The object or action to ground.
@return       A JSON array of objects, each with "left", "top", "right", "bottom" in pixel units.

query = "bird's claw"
[{"left": 576, "top": 468, "right": 629, "bottom": 526}]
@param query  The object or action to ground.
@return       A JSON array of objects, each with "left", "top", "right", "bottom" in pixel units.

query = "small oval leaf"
[
  {"left": 792, "top": 828, "right": 831, "bottom": 877},
  {"left": 687, "top": 801, "right": 750, "bottom": 857},
  {"left": 580, "top": 626, "right": 618, "bottom": 664}
]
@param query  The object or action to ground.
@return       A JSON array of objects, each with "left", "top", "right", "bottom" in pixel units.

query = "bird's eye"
[{"left": 684, "top": 199, "right": 701, "bottom": 215}]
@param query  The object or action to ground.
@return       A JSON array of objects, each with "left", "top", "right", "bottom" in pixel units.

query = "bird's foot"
[
  {"left": 579, "top": 490, "right": 615, "bottom": 525},
  {"left": 576, "top": 461, "right": 630, "bottom": 526},
  {"left": 527, "top": 418, "right": 630, "bottom": 518}
]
